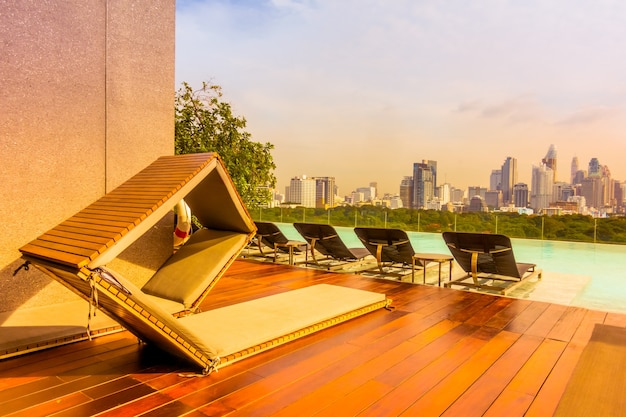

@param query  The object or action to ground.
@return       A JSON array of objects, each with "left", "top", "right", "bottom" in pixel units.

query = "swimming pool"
[{"left": 275, "top": 223, "right": 626, "bottom": 315}]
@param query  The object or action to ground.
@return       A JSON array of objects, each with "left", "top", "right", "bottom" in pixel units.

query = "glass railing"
[{"left": 252, "top": 206, "right": 626, "bottom": 245}]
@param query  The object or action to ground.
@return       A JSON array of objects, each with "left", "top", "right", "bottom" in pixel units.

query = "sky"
[{"left": 176, "top": 0, "right": 626, "bottom": 197}]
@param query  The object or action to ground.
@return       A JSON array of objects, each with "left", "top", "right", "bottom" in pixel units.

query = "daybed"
[{"left": 18, "top": 153, "right": 389, "bottom": 373}]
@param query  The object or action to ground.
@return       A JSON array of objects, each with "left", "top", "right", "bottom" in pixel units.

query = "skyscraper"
[
  {"left": 570, "top": 156, "right": 579, "bottom": 184},
  {"left": 530, "top": 164, "right": 554, "bottom": 212},
  {"left": 399, "top": 176, "right": 414, "bottom": 209},
  {"left": 314, "top": 176, "right": 335, "bottom": 208},
  {"left": 412, "top": 160, "right": 436, "bottom": 209},
  {"left": 490, "top": 169, "right": 502, "bottom": 191},
  {"left": 286, "top": 175, "right": 316, "bottom": 207},
  {"left": 542, "top": 144, "right": 557, "bottom": 182},
  {"left": 369, "top": 181, "right": 378, "bottom": 200},
  {"left": 513, "top": 183, "right": 529, "bottom": 208},
  {"left": 501, "top": 157, "right": 518, "bottom": 205},
  {"left": 589, "top": 158, "right": 601, "bottom": 176}
]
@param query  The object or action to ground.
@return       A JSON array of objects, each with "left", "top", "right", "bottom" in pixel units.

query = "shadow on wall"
[
  {"left": 0, "top": 214, "right": 175, "bottom": 323},
  {"left": 0, "top": 259, "right": 73, "bottom": 318}
]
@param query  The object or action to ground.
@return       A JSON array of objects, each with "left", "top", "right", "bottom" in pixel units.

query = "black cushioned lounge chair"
[
  {"left": 354, "top": 227, "right": 424, "bottom": 274},
  {"left": 253, "top": 221, "right": 308, "bottom": 264},
  {"left": 442, "top": 231, "right": 541, "bottom": 295},
  {"left": 18, "top": 154, "right": 389, "bottom": 373},
  {"left": 293, "top": 223, "right": 371, "bottom": 269}
]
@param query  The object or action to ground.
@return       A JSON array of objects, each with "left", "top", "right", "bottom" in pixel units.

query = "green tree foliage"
[{"left": 175, "top": 81, "right": 276, "bottom": 208}]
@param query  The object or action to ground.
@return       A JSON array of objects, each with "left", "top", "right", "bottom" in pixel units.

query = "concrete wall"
[{"left": 0, "top": 0, "right": 175, "bottom": 313}]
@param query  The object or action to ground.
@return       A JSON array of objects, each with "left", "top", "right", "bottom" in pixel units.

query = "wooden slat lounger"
[{"left": 19, "top": 153, "right": 390, "bottom": 374}]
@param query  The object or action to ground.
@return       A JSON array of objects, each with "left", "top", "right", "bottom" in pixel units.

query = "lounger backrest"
[
  {"left": 293, "top": 223, "right": 354, "bottom": 260},
  {"left": 354, "top": 227, "right": 415, "bottom": 264},
  {"left": 141, "top": 228, "right": 248, "bottom": 310},
  {"left": 442, "top": 232, "right": 521, "bottom": 278},
  {"left": 254, "top": 221, "right": 289, "bottom": 246}
]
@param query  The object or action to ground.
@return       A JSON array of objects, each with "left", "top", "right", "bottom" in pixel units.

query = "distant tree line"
[{"left": 254, "top": 205, "right": 626, "bottom": 244}]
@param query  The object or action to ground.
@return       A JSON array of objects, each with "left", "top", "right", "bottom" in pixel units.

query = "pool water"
[{"left": 276, "top": 223, "right": 626, "bottom": 315}]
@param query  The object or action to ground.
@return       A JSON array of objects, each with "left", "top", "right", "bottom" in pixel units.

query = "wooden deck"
[{"left": 1, "top": 259, "right": 625, "bottom": 416}]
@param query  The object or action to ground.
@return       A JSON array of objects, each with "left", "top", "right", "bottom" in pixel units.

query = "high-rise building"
[
  {"left": 439, "top": 183, "right": 451, "bottom": 204},
  {"left": 412, "top": 160, "right": 436, "bottom": 209},
  {"left": 399, "top": 176, "right": 414, "bottom": 209},
  {"left": 467, "top": 186, "right": 487, "bottom": 200},
  {"left": 589, "top": 158, "right": 601, "bottom": 176},
  {"left": 356, "top": 186, "right": 376, "bottom": 202},
  {"left": 616, "top": 182, "right": 625, "bottom": 212},
  {"left": 485, "top": 190, "right": 503, "bottom": 209},
  {"left": 513, "top": 183, "right": 529, "bottom": 208},
  {"left": 571, "top": 156, "right": 579, "bottom": 184},
  {"left": 573, "top": 169, "right": 586, "bottom": 185},
  {"left": 490, "top": 169, "right": 502, "bottom": 191},
  {"left": 501, "top": 157, "right": 518, "bottom": 205},
  {"left": 451, "top": 188, "right": 465, "bottom": 203},
  {"left": 369, "top": 182, "right": 378, "bottom": 200},
  {"left": 581, "top": 177, "right": 603, "bottom": 209},
  {"left": 286, "top": 175, "right": 316, "bottom": 207},
  {"left": 530, "top": 164, "right": 554, "bottom": 212},
  {"left": 542, "top": 144, "right": 557, "bottom": 182},
  {"left": 314, "top": 176, "right": 335, "bottom": 208},
  {"left": 580, "top": 160, "right": 613, "bottom": 209}
]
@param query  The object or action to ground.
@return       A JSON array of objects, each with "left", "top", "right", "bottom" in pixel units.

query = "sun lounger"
[
  {"left": 293, "top": 223, "right": 371, "bottom": 269},
  {"left": 354, "top": 227, "right": 424, "bottom": 275},
  {"left": 252, "top": 221, "right": 308, "bottom": 264},
  {"left": 442, "top": 231, "right": 541, "bottom": 295},
  {"left": 18, "top": 153, "right": 389, "bottom": 372}
]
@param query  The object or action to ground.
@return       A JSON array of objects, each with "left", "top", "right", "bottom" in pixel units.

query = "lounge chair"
[
  {"left": 293, "top": 223, "right": 371, "bottom": 269},
  {"left": 353, "top": 227, "right": 425, "bottom": 276},
  {"left": 18, "top": 153, "right": 390, "bottom": 372},
  {"left": 442, "top": 231, "right": 541, "bottom": 295},
  {"left": 252, "top": 221, "right": 308, "bottom": 264}
]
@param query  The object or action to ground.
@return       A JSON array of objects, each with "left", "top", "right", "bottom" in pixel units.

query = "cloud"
[
  {"left": 556, "top": 106, "right": 620, "bottom": 126},
  {"left": 455, "top": 96, "right": 545, "bottom": 125}
]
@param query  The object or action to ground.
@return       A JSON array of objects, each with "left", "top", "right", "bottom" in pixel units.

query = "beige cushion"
[
  {"left": 141, "top": 228, "right": 248, "bottom": 308},
  {"left": 178, "top": 284, "right": 387, "bottom": 358},
  {"left": 95, "top": 268, "right": 386, "bottom": 371}
]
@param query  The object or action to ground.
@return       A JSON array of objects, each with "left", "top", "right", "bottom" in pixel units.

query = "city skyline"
[
  {"left": 282, "top": 150, "right": 615, "bottom": 201},
  {"left": 176, "top": 1, "right": 626, "bottom": 196}
]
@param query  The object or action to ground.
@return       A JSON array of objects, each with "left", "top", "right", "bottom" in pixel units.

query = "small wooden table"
[
  {"left": 412, "top": 253, "right": 454, "bottom": 286},
  {"left": 274, "top": 241, "right": 307, "bottom": 265}
]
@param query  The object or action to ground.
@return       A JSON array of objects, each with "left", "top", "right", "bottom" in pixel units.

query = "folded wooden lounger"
[{"left": 19, "top": 153, "right": 389, "bottom": 373}]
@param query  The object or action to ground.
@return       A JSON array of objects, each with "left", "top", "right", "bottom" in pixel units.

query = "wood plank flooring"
[{"left": 1, "top": 259, "right": 625, "bottom": 416}]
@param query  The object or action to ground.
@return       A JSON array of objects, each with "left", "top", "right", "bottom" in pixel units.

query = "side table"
[
  {"left": 274, "top": 241, "right": 308, "bottom": 265},
  {"left": 412, "top": 253, "right": 454, "bottom": 286}
]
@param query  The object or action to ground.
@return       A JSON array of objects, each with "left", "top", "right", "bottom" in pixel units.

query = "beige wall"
[{"left": 0, "top": 0, "right": 175, "bottom": 313}]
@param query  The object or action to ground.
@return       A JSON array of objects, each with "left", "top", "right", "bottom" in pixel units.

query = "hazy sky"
[{"left": 176, "top": 0, "right": 626, "bottom": 197}]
